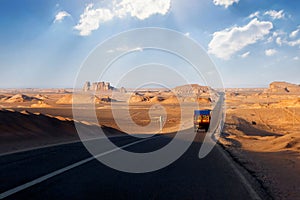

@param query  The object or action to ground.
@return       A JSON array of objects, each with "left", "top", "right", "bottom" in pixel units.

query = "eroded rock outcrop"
[
  {"left": 267, "top": 82, "right": 300, "bottom": 94},
  {"left": 83, "top": 81, "right": 115, "bottom": 91}
]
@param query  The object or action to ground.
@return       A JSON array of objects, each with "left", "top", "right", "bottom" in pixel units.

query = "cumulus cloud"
[
  {"left": 265, "top": 49, "right": 277, "bottom": 56},
  {"left": 54, "top": 11, "right": 71, "bottom": 23},
  {"left": 287, "top": 39, "right": 300, "bottom": 47},
  {"left": 248, "top": 11, "right": 260, "bottom": 19},
  {"left": 264, "top": 10, "right": 285, "bottom": 19},
  {"left": 272, "top": 30, "right": 286, "bottom": 37},
  {"left": 74, "top": 4, "right": 114, "bottom": 36},
  {"left": 208, "top": 18, "right": 273, "bottom": 60},
  {"left": 74, "top": 0, "right": 171, "bottom": 36},
  {"left": 276, "top": 37, "right": 282, "bottom": 46},
  {"left": 114, "top": 0, "right": 171, "bottom": 20},
  {"left": 289, "top": 28, "right": 299, "bottom": 38},
  {"left": 213, "top": 0, "right": 239, "bottom": 8},
  {"left": 293, "top": 56, "right": 299, "bottom": 61},
  {"left": 240, "top": 51, "right": 250, "bottom": 58}
]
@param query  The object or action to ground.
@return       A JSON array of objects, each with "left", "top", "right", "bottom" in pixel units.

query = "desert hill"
[
  {"left": 267, "top": 81, "right": 300, "bottom": 94},
  {"left": 56, "top": 94, "right": 117, "bottom": 104},
  {"left": 0, "top": 109, "right": 98, "bottom": 138},
  {"left": 2, "top": 94, "right": 39, "bottom": 103},
  {"left": 127, "top": 84, "right": 214, "bottom": 104},
  {"left": 172, "top": 84, "right": 210, "bottom": 97},
  {"left": 0, "top": 109, "right": 105, "bottom": 153}
]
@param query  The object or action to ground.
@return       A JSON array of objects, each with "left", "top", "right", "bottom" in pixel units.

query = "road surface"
[{"left": 0, "top": 133, "right": 267, "bottom": 200}]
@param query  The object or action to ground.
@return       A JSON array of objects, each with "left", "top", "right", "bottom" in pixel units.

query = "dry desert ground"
[{"left": 0, "top": 81, "right": 299, "bottom": 199}]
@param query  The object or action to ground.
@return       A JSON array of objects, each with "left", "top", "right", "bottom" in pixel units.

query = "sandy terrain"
[
  {"left": 0, "top": 82, "right": 299, "bottom": 199},
  {"left": 0, "top": 85, "right": 212, "bottom": 153},
  {"left": 220, "top": 82, "right": 300, "bottom": 200}
]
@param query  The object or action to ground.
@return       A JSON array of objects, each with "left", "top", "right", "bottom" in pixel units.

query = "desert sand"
[
  {"left": 220, "top": 81, "right": 300, "bottom": 200},
  {"left": 0, "top": 81, "right": 299, "bottom": 199}
]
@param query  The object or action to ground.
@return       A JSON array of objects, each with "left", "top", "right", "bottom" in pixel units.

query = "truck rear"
[{"left": 194, "top": 110, "right": 211, "bottom": 132}]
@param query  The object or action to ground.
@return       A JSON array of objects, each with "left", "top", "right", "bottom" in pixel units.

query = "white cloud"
[
  {"left": 107, "top": 46, "right": 143, "bottom": 53},
  {"left": 265, "top": 49, "right": 277, "bottom": 56},
  {"left": 208, "top": 18, "right": 273, "bottom": 60},
  {"left": 240, "top": 51, "right": 250, "bottom": 58},
  {"left": 74, "top": 0, "right": 171, "bottom": 36},
  {"left": 293, "top": 56, "right": 299, "bottom": 60},
  {"left": 248, "top": 11, "right": 260, "bottom": 19},
  {"left": 113, "top": 0, "right": 171, "bottom": 20},
  {"left": 54, "top": 11, "right": 71, "bottom": 23},
  {"left": 276, "top": 37, "right": 282, "bottom": 46},
  {"left": 266, "top": 36, "right": 273, "bottom": 43},
  {"left": 272, "top": 30, "right": 286, "bottom": 37},
  {"left": 289, "top": 29, "right": 299, "bottom": 38},
  {"left": 213, "top": 0, "right": 239, "bottom": 8},
  {"left": 74, "top": 4, "right": 114, "bottom": 36},
  {"left": 184, "top": 32, "right": 190, "bottom": 37},
  {"left": 287, "top": 39, "right": 300, "bottom": 47},
  {"left": 264, "top": 10, "right": 285, "bottom": 20}
]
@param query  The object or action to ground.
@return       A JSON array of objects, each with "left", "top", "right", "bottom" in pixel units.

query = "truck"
[{"left": 194, "top": 109, "right": 211, "bottom": 132}]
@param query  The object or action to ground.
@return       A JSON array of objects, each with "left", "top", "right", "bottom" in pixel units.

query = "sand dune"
[
  {"left": 0, "top": 82, "right": 299, "bottom": 199},
  {"left": 128, "top": 93, "right": 147, "bottom": 103},
  {"left": 220, "top": 83, "right": 300, "bottom": 200},
  {"left": 56, "top": 94, "right": 73, "bottom": 104},
  {"left": 0, "top": 109, "right": 77, "bottom": 138},
  {"left": 35, "top": 94, "right": 49, "bottom": 100},
  {"left": 56, "top": 94, "right": 115, "bottom": 104},
  {"left": 31, "top": 100, "right": 52, "bottom": 108},
  {"left": 270, "top": 98, "right": 300, "bottom": 108},
  {"left": 162, "top": 95, "right": 180, "bottom": 104},
  {"left": 3, "top": 94, "right": 39, "bottom": 103},
  {"left": 0, "top": 109, "right": 104, "bottom": 154},
  {"left": 127, "top": 91, "right": 211, "bottom": 105}
]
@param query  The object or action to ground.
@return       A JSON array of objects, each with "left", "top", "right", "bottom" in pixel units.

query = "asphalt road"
[{"left": 0, "top": 133, "right": 264, "bottom": 200}]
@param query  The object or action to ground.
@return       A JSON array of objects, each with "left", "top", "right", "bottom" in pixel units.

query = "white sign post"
[{"left": 159, "top": 116, "right": 163, "bottom": 133}]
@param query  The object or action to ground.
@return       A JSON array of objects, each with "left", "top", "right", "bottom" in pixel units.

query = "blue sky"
[{"left": 0, "top": 0, "right": 299, "bottom": 88}]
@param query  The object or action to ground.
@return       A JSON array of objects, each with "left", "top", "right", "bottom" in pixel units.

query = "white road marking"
[
  {"left": 0, "top": 135, "right": 126, "bottom": 157},
  {"left": 1, "top": 132, "right": 262, "bottom": 200},
  {"left": 0, "top": 136, "right": 156, "bottom": 199}
]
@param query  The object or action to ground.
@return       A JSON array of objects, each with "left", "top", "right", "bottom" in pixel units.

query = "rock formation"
[
  {"left": 172, "top": 84, "right": 210, "bottom": 97},
  {"left": 120, "top": 87, "right": 127, "bottom": 93},
  {"left": 83, "top": 81, "right": 91, "bottom": 92},
  {"left": 267, "top": 81, "right": 300, "bottom": 94},
  {"left": 5, "top": 94, "right": 38, "bottom": 103},
  {"left": 91, "top": 82, "right": 113, "bottom": 91}
]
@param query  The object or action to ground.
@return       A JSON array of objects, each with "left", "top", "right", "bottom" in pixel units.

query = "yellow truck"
[{"left": 194, "top": 110, "right": 211, "bottom": 132}]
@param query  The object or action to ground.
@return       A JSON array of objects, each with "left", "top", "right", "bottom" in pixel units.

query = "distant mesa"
[
  {"left": 267, "top": 81, "right": 300, "bottom": 94},
  {"left": 83, "top": 81, "right": 114, "bottom": 92},
  {"left": 172, "top": 84, "right": 210, "bottom": 97},
  {"left": 119, "top": 87, "right": 127, "bottom": 93},
  {"left": 83, "top": 81, "right": 127, "bottom": 93}
]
